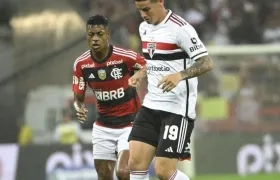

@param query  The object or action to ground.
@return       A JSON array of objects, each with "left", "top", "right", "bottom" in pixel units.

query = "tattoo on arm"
[{"left": 180, "top": 55, "right": 213, "bottom": 80}]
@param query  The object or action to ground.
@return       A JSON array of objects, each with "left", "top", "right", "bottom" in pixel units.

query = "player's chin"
[
  {"left": 145, "top": 20, "right": 152, "bottom": 24},
  {"left": 144, "top": 19, "right": 152, "bottom": 24},
  {"left": 91, "top": 45, "right": 101, "bottom": 51}
]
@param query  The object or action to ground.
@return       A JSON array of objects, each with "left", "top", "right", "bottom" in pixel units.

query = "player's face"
[
  {"left": 135, "top": 0, "right": 163, "bottom": 25},
  {"left": 86, "top": 25, "right": 110, "bottom": 52}
]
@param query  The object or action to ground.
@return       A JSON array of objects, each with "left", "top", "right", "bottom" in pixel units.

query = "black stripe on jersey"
[
  {"left": 191, "top": 51, "right": 208, "bottom": 60},
  {"left": 91, "top": 45, "right": 113, "bottom": 64},
  {"left": 163, "top": 10, "right": 173, "bottom": 24},
  {"left": 143, "top": 52, "right": 189, "bottom": 61},
  {"left": 82, "top": 63, "right": 129, "bottom": 82},
  {"left": 171, "top": 13, "right": 187, "bottom": 26},
  {"left": 96, "top": 87, "right": 137, "bottom": 106},
  {"left": 183, "top": 56, "right": 195, "bottom": 159},
  {"left": 183, "top": 58, "right": 189, "bottom": 118},
  {"left": 97, "top": 113, "right": 136, "bottom": 127}
]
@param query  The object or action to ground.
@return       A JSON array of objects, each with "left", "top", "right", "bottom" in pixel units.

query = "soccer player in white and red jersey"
[
  {"left": 72, "top": 15, "right": 146, "bottom": 180},
  {"left": 128, "top": 0, "right": 213, "bottom": 180}
]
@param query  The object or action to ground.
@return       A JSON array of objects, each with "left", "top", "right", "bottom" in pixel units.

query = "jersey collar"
[
  {"left": 158, "top": 9, "right": 172, "bottom": 26},
  {"left": 90, "top": 45, "right": 113, "bottom": 64}
]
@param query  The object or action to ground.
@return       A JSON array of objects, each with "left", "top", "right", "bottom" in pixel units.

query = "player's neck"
[
  {"left": 91, "top": 46, "right": 109, "bottom": 61},
  {"left": 154, "top": 8, "right": 168, "bottom": 25}
]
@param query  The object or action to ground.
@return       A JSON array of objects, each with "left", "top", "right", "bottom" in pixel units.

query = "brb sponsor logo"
[
  {"left": 189, "top": 37, "right": 203, "bottom": 52},
  {"left": 147, "top": 66, "right": 170, "bottom": 74},
  {"left": 94, "top": 87, "right": 125, "bottom": 101},
  {"left": 237, "top": 134, "right": 280, "bottom": 175},
  {"left": 107, "top": 59, "right": 123, "bottom": 66}
]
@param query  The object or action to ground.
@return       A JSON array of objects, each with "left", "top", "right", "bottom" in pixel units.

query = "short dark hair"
[{"left": 87, "top": 15, "right": 108, "bottom": 27}]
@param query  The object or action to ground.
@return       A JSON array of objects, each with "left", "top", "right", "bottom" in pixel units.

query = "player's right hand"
[
  {"left": 128, "top": 76, "right": 141, "bottom": 90},
  {"left": 73, "top": 101, "right": 88, "bottom": 123}
]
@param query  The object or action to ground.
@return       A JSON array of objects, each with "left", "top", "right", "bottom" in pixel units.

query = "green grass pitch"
[
  {"left": 193, "top": 174, "right": 280, "bottom": 180},
  {"left": 151, "top": 173, "right": 280, "bottom": 180}
]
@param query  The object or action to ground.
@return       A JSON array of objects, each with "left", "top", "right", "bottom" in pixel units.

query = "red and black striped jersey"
[{"left": 72, "top": 45, "right": 146, "bottom": 127}]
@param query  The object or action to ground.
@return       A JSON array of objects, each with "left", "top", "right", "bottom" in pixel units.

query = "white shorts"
[{"left": 92, "top": 123, "right": 132, "bottom": 161}]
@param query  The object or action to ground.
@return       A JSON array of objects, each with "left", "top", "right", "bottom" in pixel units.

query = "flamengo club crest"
[
  {"left": 147, "top": 42, "right": 156, "bottom": 58},
  {"left": 97, "top": 69, "right": 106, "bottom": 80}
]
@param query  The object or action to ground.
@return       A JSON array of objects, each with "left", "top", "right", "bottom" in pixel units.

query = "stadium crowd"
[{"left": 89, "top": 0, "right": 280, "bottom": 51}]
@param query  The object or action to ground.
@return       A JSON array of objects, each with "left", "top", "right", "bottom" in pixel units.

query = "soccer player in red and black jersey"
[{"left": 72, "top": 15, "right": 146, "bottom": 180}]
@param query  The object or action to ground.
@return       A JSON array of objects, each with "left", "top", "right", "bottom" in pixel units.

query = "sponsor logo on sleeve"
[{"left": 73, "top": 76, "right": 79, "bottom": 84}]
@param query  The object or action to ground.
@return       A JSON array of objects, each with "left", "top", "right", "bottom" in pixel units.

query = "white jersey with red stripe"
[{"left": 140, "top": 10, "right": 208, "bottom": 119}]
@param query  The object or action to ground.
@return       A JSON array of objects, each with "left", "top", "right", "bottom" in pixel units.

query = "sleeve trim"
[{"left": 191, "top": 51, "right": 208, "bottom": 60}]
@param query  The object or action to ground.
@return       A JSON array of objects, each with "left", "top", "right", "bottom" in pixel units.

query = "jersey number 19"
[{"left": 163, "top": 125, "right": 178, "bottom": 140}]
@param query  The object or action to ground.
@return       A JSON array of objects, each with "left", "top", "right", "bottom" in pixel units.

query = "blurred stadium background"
[{"left": 0, "top": 0, "right": 280, "bottom": 179}]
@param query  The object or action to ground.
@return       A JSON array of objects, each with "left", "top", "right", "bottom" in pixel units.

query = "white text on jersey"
[
  {"left": 94, "top": 87, "right": 125, "bottom": 101},
  {"left": 107, "top": 59, "right": 123, "bottom": 66},
  {"left": 81, "top": 63, "right": 95, "bottom": 69}
]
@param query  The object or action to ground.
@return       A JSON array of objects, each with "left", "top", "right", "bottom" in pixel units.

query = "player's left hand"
[
  {"left": 158, "top": 72, "right": 182, "bottom": 92},
  {"left": 128, "top": 75, "right": 141, "bottom": 90}
]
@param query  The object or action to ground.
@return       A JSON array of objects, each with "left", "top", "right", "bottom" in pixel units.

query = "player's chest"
[
  {"left": 141, "top": 27, "right": 180, "bottom": 60},
  {"left": 141, "top": 27, "right": 176, "bottom": 44},
  {"left": 81, "top": 63, "right": 129, "bottom": 86}
]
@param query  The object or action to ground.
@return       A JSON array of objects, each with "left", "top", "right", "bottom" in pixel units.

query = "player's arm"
[
  {"left": 129, "top": 66, "right": 147, "bottom": 89},
  {"left": 134, "top": 66, "right": 147, "bottom": 79},
  {"left": 158, "top": 24, "right": 212, "bottom": 92},
  {"left": 132, "top": 54, "right": 147, "bottom": 79},
  {"left": 72, "top": 61, "right": 88, "bottom": 122},
  {"left": 179, "top": 55, "right": 212, "bottom": 80},
  {"left": 177, "top": 25, "right": 212, "bottom": 80},
  {"left": 73, "top": 93, "right": 85, "bottom": 110},
  {"left": 128, "top": 54, "right": 147, "bottom": 89}
]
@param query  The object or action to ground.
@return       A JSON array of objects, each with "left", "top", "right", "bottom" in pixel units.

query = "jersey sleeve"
[
  {"left": 176, "top": 24, "right": 208, "bottom": 61},
  {"left": 127, "top": 53, "right": 146, "bottom": 72},
  {"left": 72, "top": 60, "right": 86, "bottom": 95}
]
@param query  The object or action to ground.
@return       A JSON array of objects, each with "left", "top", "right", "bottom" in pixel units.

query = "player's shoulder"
[
  {"left": 166, "top": 12, "right": 195, "bottom": 31},
  {"left": 166, "top": 12, "right": 198, "bottom": 36},
  {"left": 73, "top": 50, "right": 91, "bottom": 69},
  {"left": 139, "top": 21, "right": 150, "bottom": 35},
  {"left": 76, "top": 50, "right": 91, "bottom": 61},
  {"left": 112, "top": 46, "right": 138, "bottom": 60},
  {"left": 139, "top": 21, "right": 148, "bottom": 29},
  {"left": 166, "top": 12, "right": 188, "bottom": 27}
]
